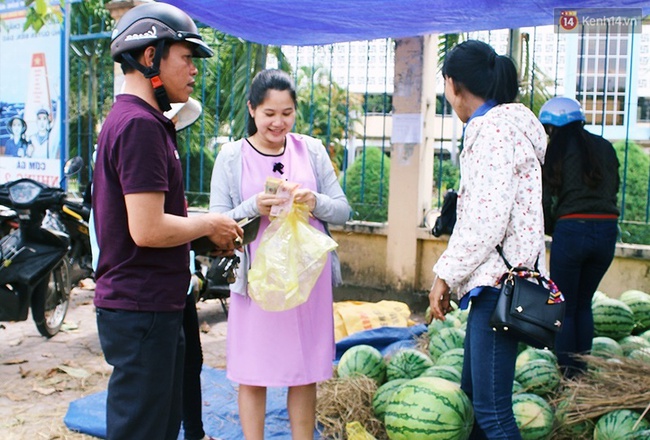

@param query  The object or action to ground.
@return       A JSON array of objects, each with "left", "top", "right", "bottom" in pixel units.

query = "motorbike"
[
  {"left": 59, "top": 157, "right": 93, "bottom": 286},
  {"left": 0, "top": 157, "right": 84, "bottom": 337}
]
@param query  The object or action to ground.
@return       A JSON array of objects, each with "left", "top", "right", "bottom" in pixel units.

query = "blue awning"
[{"left": 161, "top": 0, "right": 650, "bottom": 46}]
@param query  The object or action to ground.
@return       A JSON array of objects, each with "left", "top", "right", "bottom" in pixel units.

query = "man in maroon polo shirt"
[{"left": 92, "top": 4, "right": 242, "bottom": 440}]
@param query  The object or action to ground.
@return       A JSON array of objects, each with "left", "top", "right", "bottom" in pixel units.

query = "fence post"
[{"left": 386, "top": 36, "right": 436, "bottom": 291}]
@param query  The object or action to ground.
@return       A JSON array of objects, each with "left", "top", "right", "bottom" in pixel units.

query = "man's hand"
[{"left": 205, "top": 213, "right": 243, "bottom": 252}]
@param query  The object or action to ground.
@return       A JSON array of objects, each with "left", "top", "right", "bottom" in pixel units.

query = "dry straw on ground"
[
  {"left": 316, "top": 375, "right": 387, "bottom": 440},
  {"left": 550, "top": 354, "right": 650, "bottom": 428}
]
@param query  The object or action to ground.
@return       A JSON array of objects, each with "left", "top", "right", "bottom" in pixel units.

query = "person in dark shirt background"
[{"left": 539, "top": 96, "right": 620, "bottom": 379}]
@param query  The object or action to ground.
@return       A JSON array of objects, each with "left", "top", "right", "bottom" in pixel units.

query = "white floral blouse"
[{"left": 433, "top": 103, "right": 548, "bottom": 300}]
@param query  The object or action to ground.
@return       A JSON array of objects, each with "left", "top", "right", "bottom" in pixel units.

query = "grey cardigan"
[{"left": 209, "top": 133, "right": 351, "bottom": 296}]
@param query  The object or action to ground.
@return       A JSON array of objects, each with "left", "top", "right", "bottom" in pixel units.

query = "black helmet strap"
[{"left": 121, "top": 40, "right": 172, "bottom": 112}]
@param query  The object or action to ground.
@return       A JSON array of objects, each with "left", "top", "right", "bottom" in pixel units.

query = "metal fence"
[{"left": 68, "top": 4, "right": 650, "bottom": 242}]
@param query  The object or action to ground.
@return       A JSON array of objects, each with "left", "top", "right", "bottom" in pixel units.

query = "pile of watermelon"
[{"left": 332, "top": 289, "right": 650, "bottom": 439}]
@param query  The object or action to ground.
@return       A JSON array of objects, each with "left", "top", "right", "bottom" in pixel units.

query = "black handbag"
[{"left": 489, "top": 245, "right": 566, "bottom": 349}]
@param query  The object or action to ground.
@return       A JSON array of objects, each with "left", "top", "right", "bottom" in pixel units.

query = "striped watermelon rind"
[
  {"left": 372, "top": 378, "right": 409, "bottom": 421},
  {"left": 337, "top": 344, "right": 386, "bottom": 384},
  {"left": 515, "top": 348, "right": 558, "bottom": 370},
  {"left": 591, "top": 336, "right": 624, "bottom": 358},
  {"left": 428, "top": 327, "right": 466, "bottom": 360},
  {"left": 385, "top": 348, "right": 434, "bottom": 381},
  {"left": 512, "top": 393, "right": 554, "bottom": 440},
  {"left": 554, "top": 397, "right": 595, "bottom": 438},
  {"left": 628, "top": 347, "right": 650, "bottom": 362},
  {"left": 593, "top": 409, "right": 650, "bottom": 439},
  {"left": 592, "top": 298, "right": 635, "bottom": 340},
  {"left": 515, "top": 359, "right": 561, "bottom": 397},
  {"left": 434, "top": 347, "right": 465, "bottom": 374},
  {"left": 618, "top": 335, "right": 650, "bottom": 356},
  {"left": 384, "top": 377, "right": 473, "bottom": 440},
  {"left": 420, "top": 365, "right": 462, "bottom": 384},
  {"left": 619, "top": 290, "right": 650, "bottom": 334}
]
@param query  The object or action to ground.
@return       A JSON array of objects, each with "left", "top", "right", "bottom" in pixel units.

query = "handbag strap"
[{"left": 495, "top": 245, "right": 540, "bottom": 272}]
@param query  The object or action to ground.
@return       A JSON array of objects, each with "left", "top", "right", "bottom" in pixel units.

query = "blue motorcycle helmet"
[{"left": 539, "top": 96, "right": 586, "bottom": 127}]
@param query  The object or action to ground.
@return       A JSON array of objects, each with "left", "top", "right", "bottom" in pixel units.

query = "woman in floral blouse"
[{"left": 428, "top": 40, "right": 547, "bottom": 439}]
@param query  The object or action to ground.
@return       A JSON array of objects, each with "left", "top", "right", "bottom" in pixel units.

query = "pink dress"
[{"left": 226, "top": 135, "right": 335, "bottom": 386}]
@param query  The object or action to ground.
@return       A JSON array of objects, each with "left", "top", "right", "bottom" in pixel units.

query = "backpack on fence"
[{"left": 432, "top": 189, "right": 457, "bottom": 237}]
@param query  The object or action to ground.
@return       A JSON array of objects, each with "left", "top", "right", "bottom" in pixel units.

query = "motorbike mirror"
[{"left": 64, "top": 156, "right": 84, "bottom": 176}]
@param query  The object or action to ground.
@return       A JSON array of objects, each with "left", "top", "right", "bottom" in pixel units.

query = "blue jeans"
[
  {"left": 550, "top": 219, "right": 617, "bottom": 377},
  {"left": 461, "top": 288, "right": 522, "bottom": 440},
  {"left": 97, "top": 308, "right": 185, "bottom": 440}
]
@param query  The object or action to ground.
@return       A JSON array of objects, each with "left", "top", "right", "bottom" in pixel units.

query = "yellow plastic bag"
[
  {"left": 248, "top": 203, "right": 338, "bottom": 311},
  {"left": 346, "top": 421, "right": 377, "bottom": 440},
  {"left": 333, "top": 300, "right": 415, "bottom": 341}
]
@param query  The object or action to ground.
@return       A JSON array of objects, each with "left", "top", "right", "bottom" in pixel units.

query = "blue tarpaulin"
[
  {"left": 161, "top": 1, "right": 650, "bottom": 46},
  {"left": 64, "top": 325, "right": 426, "bottom": 439}
]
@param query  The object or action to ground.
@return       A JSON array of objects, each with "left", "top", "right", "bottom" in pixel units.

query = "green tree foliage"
[
  {"left": 614, "top": 140, "right": 650, "bottom": 245},
  {"left": 294, "top": 65, "right": 363, "bottom": 173},
  {"left": 433, "top": 158, "right": 460, "bottom": 198},
  {"left": 341, "top": 147, "right": 390, "bottom": 222}
]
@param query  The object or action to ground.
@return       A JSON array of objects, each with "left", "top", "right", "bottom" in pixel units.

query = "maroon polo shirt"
[{"left": 92, "top": 94, "right": 190, "bottom": 312}]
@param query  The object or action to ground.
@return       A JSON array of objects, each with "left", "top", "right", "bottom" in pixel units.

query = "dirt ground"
[{"left": 0, "top": 284, "right": 229, "bottom": 440}]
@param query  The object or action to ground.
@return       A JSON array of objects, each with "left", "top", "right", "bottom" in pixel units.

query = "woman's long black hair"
[
  {"left": 247, "top": 69, "right": 297, "bottom": 136},
  {"left": 442, "top": 40, "right": 519, "bottom": 104},
  {"left": 543, "top": 121, "right": 603, "bottom": 193}
]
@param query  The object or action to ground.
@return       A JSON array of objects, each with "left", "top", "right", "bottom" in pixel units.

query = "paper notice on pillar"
[{"left": 390, "top": 113, "right": 422, "bottom": 144}]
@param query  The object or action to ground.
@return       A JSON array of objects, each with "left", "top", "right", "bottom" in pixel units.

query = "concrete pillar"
[
  {"left": 105, "top": 0, "right": 152, "bottom": 97},
  {"left": 385, "top": 35, "right": 436, "bottom": 290}
]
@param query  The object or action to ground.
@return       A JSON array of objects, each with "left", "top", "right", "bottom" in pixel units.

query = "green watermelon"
[
  {"left": 618, "top": 335, "right": 650, "bottom": 356},
  {"left": 515, "top": 348, "right": 557, "bottom": 370},
  {"left": 515, "top": 359, "right": 561, "bottom": 396},
  {"left": 428, "top": 327, "right": 466, "bottom": 360},
  {"left": 554, "top": 398, "right": 595, "bottom": 438},
  {"left": 337, "top": 344, "right": 386, "bottom": 384},
  {"left": 372, "top": 378, "right": 409, "bottom": 421},
  {"left": 420, "top": 365, "right": 462, "bottom": 383},
  {"left": 593, "top": 409, "right": 650, "bottom": 439},
  {"left": 593, "top": 298, "right": 635, "bottom": 340},
  {"left": 428, "top": 315, "right": 462, "bottom": 336},
  {"left": 386, "top": 348, "right": 434, "bottom": 381},
  {"left": 435, "top": 347, "right": 465, "bottom": 374},
  {"left": 512, "top": 380, "right": 523, "bottom": 394},
  {"left": 619, "top": 290, "right": 650, "bottom": 334},
  {"left": 384, "top": 377, "right": 473, "bottom": 440},
  {"left": 629, "top": 347, "right": 650, "bottom": 362},
  {"left": 591, "top": 336, "right": 624, "bottom": 358},
  {"left": 512, "top": 393, "right": 554, "bottom": 440},
  {"left": 592, "top": 290, "right": 609, "bottom": 304},
  {"left": 640, "top": 329, "right": 650, "bottom": 343}
]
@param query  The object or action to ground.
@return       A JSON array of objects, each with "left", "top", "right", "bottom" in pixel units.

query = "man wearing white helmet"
[
  {"left": 539, "top": 97, "right": 619, "bottom": 379},
  {"left": 93, "top": 3, "right": 241, "bottom": 439}
]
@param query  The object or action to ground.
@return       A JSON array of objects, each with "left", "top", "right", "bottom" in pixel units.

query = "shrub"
[
  {"left": 341, "top": 147, "right": 390, "bottom": 222},
  {"left": 614, "top": 140, "right": 650, "bottom": 245}
]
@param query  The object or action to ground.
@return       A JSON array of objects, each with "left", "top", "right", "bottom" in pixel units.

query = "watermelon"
[
  {"left": 592, "top": 290, "right": 609, "bottom": 304},
  {"left": 435, "top": 347, "right": 465, "bottom": 374},
  {"left": 593, "top": 298, "right": 635, "bottom": 340},
  {"left": 591, "top": 336, "right": 624, "bottom": 358},
  {"left": 619, "top": 290, "right": 650, "bottom": 334},
  {"left": 512, "top": 393, "right": 554, "bottom": 440},
  {"left": 512, "top": 380, "right": 523, "bottom": 394},
  {"left": 628, "top": 347, "right": 650, "bottom": 362},
  {"left": 618, "top": 335, "right": 650, "bottom": 356},
  {"left": 593, "top": 409, "right": 650, "bottom": 439},
  {"left": 515, "top": 348, "right": 557, "bottom": 370},
  {"left": 420, "top": 365, "right": 462, "bottom": 383},
  {"left": 386, "top": 348, "right": 434, "bottom": 381},
  {"left": 640, "top": 329, "right": 650, "bottom": 344},
  {"left": 337, "top": 344, "right": 386, "bottom": 384},
  {"left": 428, "top": 327, "right": 466, "bottom": 360},
  {"left": 384, "top": 377, "right": 473, "bottom": 440},
  {"left": 372, "top": 378, "right": 409, "bottom": 421},
  {"left": 515, "top": 359, "right": 561, "bottom": 396},
  {"left": 554, "top": 398, "right": 595, "bottom": 438},
  {"left": 428, "top": 315, "right": 462, "bottom": 336}
]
